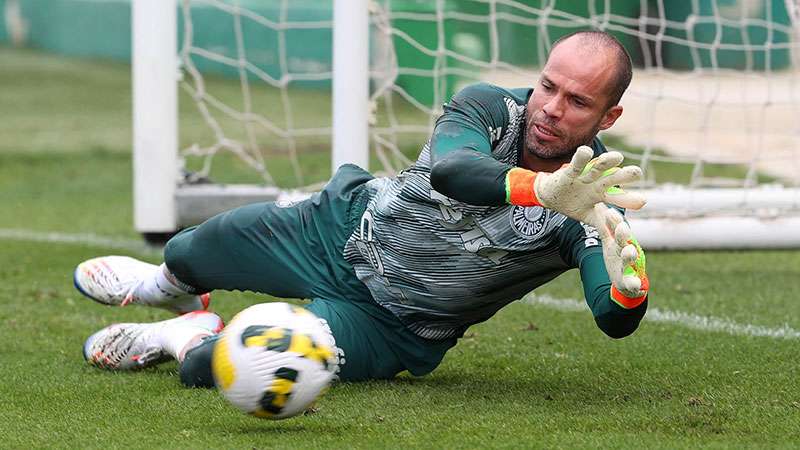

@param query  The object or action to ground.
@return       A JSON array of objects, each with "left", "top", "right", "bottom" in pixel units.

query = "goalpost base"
[
  {"left": 631, "top": 217, "right": 800, "bottom": 250},
  {"left": 174, "top": 184, "right": 285, "bottom": 228},
  {"left": 628, "top": 187, "right": 800, "bottom": 250}
]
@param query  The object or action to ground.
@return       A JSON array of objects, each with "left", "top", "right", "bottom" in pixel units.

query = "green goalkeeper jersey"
[{"left": 343, "top": 83, "right": 646, "bottom": 340}]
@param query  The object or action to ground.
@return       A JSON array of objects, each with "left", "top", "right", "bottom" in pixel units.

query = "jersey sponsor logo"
[
  {"left": 430, "top": 190, "right": 471, "bottom": 229},
  {"left": 431, "top": 190, "right": 508, "bottom": 264},
  {"left": 355, "top": 210, "right": 385, "bottom": 275},
  {"left": 510, "top": 205, "right": 550, "bottom": 239},
  {"left": 580, "top": 222, "right": 600, "bottom": 247},
  {"left": 459, "top": 225, "right": 508, "bottom": 265}
]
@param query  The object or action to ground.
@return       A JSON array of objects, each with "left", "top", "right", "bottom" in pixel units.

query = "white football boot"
[
  {"left": 73, "top": 256, "right": 210, "bottom": 314},
  {"left": 83, "top": 311, "right": 225, "bottom": 370}
]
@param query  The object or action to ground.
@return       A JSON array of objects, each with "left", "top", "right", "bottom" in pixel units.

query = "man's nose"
[{"left": 541, "top": 95, "right": 564, "bottom": 119}]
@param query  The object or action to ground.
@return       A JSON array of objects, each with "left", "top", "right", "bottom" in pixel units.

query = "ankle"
[
  {"left": 161, "top": 264, "right": 203, "bottom": 295},
  {"left": 177, "top": 333, "right": 211, "bottom": 362},
  {"left": 159, "top": 324, "right": 214, "bottom": 362}
]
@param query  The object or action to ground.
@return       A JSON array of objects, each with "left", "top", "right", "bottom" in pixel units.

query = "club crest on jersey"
[{"left": 510, "top": 206, "right": 550, "bottom": 239}]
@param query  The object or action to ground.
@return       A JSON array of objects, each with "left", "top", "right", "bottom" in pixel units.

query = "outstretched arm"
[
  {"left": 428, "top": 84, "right": 514, "bottom": 206},
  {"left": 558, "top": 212, "right": 650, "bottom": 339},
  {"left": 579, "top": 251, "right": 648, "bottom": 338}
]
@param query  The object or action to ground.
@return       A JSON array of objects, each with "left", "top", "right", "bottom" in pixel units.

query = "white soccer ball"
[{"left": 212, "top": 302, "right": 339, "bottom": 419}]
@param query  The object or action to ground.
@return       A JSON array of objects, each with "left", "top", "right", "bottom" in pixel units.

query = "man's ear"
[{"left": 599, "top": 105, "right": 623, "bottom": 131}]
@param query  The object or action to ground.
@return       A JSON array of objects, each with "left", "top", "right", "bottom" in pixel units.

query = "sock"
[
  {"left": 132, "top": 264, "right": 198, "bottom": 303},
  {"left": 158, "top": 323, "right": 215, "bottom": 362}
]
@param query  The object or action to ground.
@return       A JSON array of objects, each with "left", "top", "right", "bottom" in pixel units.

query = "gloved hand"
[
  {"left": 533, "top": 146, "right": 645, "bottom": 225},
  {"left": 594, "top": 203, "right": 649, "bottom": 308}
]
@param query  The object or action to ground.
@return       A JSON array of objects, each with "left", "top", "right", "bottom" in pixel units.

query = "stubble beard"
[{"left": 524, "top": 111, "right": 601, "bottom": 160}]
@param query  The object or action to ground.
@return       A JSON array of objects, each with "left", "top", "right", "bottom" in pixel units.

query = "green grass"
[{"left": 1, "top": 47, "right": 799, "bottom": 449}]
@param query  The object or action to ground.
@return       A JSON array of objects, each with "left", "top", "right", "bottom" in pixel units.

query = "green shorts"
[{"left": 166, "top": 164, "right": 457, "bottom": 383}]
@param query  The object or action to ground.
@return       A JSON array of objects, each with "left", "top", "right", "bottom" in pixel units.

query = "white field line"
[
  {"left": 0, "top": 228, "right": 161, "bottom": 257},
  {"left": 522, "top": 294, "right": 800, "bottom": 340}
]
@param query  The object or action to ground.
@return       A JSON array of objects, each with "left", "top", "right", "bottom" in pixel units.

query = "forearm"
[
  {"left": 430, "top": 149, "right": 511, "bottom": 206},
  {"left": 580, "top": 252, "right": 647, "bottom": 338}
]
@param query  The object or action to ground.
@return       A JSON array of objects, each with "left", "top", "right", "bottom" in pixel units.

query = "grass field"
[{"left": 1, "top": 47, "right": 799, "bottom": 449}]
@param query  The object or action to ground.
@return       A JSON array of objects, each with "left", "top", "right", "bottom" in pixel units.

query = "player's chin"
[{"left": 528, "top": 142, "right": 568, "bottom": 160}]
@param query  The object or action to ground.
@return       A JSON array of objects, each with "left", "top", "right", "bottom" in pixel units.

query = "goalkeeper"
[{"left": 74, "top": 31, "right": 650, "bottom": 385}]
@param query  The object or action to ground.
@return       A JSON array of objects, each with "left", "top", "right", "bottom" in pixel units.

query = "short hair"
[{"left": 550, "top": 31, "right": 633, "bottom": 107}]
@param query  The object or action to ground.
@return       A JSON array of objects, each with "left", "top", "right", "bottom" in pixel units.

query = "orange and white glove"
[
  {"left": 594, "top": 203, "right": 649, "bottom": 309},
  {"left": 506, "top": 146, "right": 646, "bottom": 225}
]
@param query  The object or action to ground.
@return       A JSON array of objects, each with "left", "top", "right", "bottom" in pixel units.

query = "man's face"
[{"left": 525, "top": 38, "right": 623, "bottom": 160}]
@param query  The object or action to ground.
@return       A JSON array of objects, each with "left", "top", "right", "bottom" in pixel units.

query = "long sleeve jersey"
[{"left": 343, "top": 83, "right": 647, "bottom": 340}]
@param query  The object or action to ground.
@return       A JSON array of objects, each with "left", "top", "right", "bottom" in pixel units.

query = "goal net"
[{"left": 133, "top": 0, "right": 800, "bottom": 248}]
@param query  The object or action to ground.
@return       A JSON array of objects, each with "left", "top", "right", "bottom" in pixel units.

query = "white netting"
[{"left": 177, "top": 0, "right": 800, "bottom": 218}]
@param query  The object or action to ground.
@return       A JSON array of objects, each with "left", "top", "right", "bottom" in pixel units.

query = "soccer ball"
[{"left": 211, "top": 302, "right": 339, "bottom": 419}]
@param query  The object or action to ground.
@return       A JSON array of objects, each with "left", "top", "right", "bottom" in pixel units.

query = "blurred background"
[{"left": 1, "top": 0, "right": 798, "bottom": 245}]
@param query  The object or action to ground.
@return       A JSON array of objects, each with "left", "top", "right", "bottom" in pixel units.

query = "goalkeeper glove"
[
  {"left": 506, "top": 145, "right": 646, "bottom": 225},
  {"left": 594, "top": 203, "right": 649, "bottom": 308}
]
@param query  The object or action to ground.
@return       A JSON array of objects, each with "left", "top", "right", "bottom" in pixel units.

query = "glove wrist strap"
[
  {"left": 505, "top": 168, "right": 542, "bottom": 207},
  {"left": 610, "top": 285, "right": 647, "bottom": 309}
]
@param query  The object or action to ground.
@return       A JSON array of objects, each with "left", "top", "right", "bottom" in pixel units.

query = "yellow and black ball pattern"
[{"left": 212, "top": 302, "right": 338, "bottom": 420}]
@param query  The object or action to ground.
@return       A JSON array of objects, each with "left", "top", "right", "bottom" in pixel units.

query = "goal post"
[
  {"left": 132, "top": 0, "right": 178, "bottom": 235},
  {"left": 133, "top": 0, "right": 800, "bottom": 249},
  {"left": 332, "top": 0, "right": 370, "bottom": 172},
  {"left": 132, "top": 0, "right": 371, "bottom": 239}
]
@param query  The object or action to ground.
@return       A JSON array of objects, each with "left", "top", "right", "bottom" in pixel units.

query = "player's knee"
[
  {"left": 179, "top": 336, "right": 217, "bottom": 388},
  {"left": 164, "top": 228, "right": 206, "bottom": 290}
]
